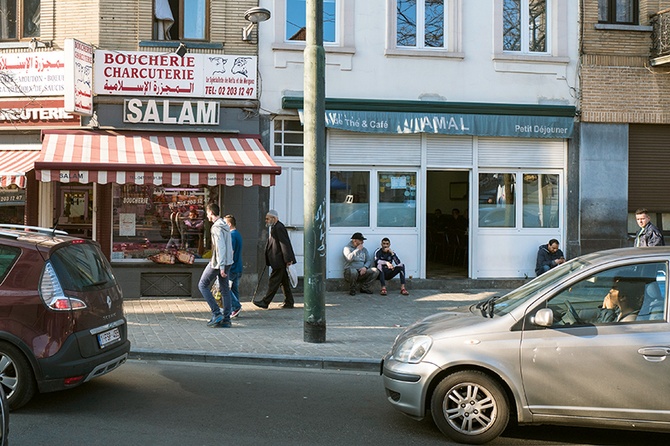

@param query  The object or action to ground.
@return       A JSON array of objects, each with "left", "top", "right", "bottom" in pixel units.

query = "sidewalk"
[{"left": 124, "top": 287, "right": 507, "bottom": 372}]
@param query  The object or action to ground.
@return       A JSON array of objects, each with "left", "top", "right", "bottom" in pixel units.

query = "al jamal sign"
[{"left": 302, "top": 110, "right": 574, "bottom": 139}]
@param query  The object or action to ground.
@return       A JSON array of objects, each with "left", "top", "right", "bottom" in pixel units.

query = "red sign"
[{"left": 0, "top": 99, "right": 81, "bottom": 127}]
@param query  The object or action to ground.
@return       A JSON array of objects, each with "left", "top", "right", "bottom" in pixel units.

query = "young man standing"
[
  {"left": 197, "top": 203, "right": 233, "bottom": 327},
  {"left": 224, "top": 214, "right": 243, "bottom": 318},
  {"left": 634, "top": 208, "right": 665, "bottom": 247}
]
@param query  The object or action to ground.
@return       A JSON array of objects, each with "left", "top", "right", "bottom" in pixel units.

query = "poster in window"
[{"left": 119, "top": 213, "right": 136, "bottom": 236}]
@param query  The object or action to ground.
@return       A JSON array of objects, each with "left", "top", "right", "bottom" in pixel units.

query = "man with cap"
[
  {"left": 254, "top": 210, "right": 297, "bottom": 309},
  {"left": 343, "top": 232, "right": 379, "bottom": 295}
]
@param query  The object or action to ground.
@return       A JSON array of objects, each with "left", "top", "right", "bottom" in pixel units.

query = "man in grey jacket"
[
  {"left": 343, "top": 232, "right": 379, "bottom": 295},
  {"left": 197, "top": 203, "right": 234, "bottom": 327}
]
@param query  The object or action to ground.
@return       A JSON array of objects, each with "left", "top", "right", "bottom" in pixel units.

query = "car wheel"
[
  {"left": 0, "top": 341, "right": 36, "bottom": 410},
  {"left": 430, "top": 370, "right": 510, "bottom": 445}
]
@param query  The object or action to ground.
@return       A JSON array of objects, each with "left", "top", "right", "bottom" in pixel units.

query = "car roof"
[
  {"left": 0, "top": 225, "right": 82, "bottom": 249},
  {"left": 577, "top": 246, "right": 670, "bottom": 264}
]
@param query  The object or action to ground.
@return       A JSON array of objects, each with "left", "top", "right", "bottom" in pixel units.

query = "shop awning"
[
  {"left": 0, "top": 149, "right": 42, "bottom": 188},
  {"left": 35, "top": 130, "right": 280, "bottom": 187}
]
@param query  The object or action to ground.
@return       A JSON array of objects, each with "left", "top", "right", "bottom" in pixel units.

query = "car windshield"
[
  {"left": 49, "top": 242, "right": 117, "bottom": 291},
  {"left": 491, "top": 258, "right": 591, "bottom": 317}
]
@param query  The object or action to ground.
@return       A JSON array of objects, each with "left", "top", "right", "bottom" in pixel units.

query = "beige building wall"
[
  {"left": 40, "top": 0, "right": 258, "bottom": 55},
  {"left": 581, "top": 0, "right": 670, "bottom": 123}
]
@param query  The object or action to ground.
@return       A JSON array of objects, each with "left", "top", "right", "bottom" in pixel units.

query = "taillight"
[{"left": 40, "top": 262, "right": 87, "bottom": 311}]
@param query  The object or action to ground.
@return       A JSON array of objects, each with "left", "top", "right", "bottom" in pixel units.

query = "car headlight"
[{"left": 392, "top": 335, "right": 432, "bottom": 363}]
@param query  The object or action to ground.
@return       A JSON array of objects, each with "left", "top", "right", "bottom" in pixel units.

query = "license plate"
[{"left": 97, "top": 328, "right": 121, "bottom": 349}]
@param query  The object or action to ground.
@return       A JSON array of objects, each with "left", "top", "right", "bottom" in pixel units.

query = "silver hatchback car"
[{"left": 382, "top": 247, "right": 670, "bottom": 444}]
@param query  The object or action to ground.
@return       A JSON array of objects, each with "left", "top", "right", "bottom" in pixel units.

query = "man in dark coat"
[
  {"left": 535, "top": 239, "right": 565, "bottom": 276},
  {"left": 254, "top": 210, "right": 297, "bottom": 309},
  {"left": 634, "top": 208, "right": 665, "bottom": 247}
]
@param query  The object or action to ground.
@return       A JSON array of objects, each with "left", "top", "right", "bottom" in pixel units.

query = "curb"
[{"left": 129, "top": 349, "right": 382, "bottom": 373}]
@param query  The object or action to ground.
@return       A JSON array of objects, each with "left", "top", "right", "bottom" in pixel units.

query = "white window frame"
[
  {"left": 271, "top": 117, "right": 304, "bottom": 159},
  {"left": 386, "top": 0, "right": 463, "bottom": 58},
  {"left": 502, "top": 0, "right": 548, "bottom": 55},
  {"left": 272, "top": 0, "right": 355, "bottom": 53},
  {"left": 493, "top": 0, "right": 568, "bottom": 64}
]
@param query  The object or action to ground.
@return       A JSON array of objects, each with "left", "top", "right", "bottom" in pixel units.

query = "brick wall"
[
  {"left": 44, "top": 0, "right": 259, "bottom": 54},
  {"left": 581, "top": 0, "right": 670, "bottom": 123}
]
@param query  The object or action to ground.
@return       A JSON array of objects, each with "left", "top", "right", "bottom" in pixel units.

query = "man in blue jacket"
[
  {"left": 535, "top": 239, "right": 565, "bottom": 276},
  {"left": 224, "top": 214, "right": 243, "bottom": 318}
]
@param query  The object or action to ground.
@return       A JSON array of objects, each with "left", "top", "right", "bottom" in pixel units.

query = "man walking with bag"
[{"left": 254, "top": 210, "right": 297, "bottom": 309}]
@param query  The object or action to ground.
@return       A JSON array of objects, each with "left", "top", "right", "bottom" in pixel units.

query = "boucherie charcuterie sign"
[{"left": 93, "top": 50, "right": 257, "bottom": 99}]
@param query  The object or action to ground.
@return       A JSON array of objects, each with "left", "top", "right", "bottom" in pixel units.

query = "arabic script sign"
[
  {"left": 0, "top": 52, "right": 65, "bottom": 97},
  {"left": 64, "top": 38, "right": 94, "bottom": 116},
  {"left": 94, "top": 50, "right": 258, "bottom": 99}
]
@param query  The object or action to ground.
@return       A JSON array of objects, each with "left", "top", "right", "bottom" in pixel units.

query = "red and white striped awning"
[
  {"left": 0, "top": 149, "right": 42, "bottom": 188},
  {"left": 36, "top": 130, "right": 280, "bottom": 187}
]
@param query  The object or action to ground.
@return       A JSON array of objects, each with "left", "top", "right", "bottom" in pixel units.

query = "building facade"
[
  {"left": 258, "top": 0, "right": 579, "bottom": 280},
  {"left": 577, "top": 0, "right": 670, "bottom": 255},
  {"left": 0, "top": 0, "right": 275, "bottom": 298}
]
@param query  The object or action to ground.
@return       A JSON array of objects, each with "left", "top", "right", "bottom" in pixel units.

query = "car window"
[
  {"left": 0, "top": 245, "right": 21, "bottom": 283},
  {"left": 49, "top": 242, "right": 116, "bottom": 291},
  {"left": 493, "top": 257, "right": 591, "bottom": 316},
  {"left": 538, "top": 262, "right": 667, "bottom": 327}
]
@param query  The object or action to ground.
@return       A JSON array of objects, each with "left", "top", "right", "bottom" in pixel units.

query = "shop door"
[
  {"left": 270, "top": 163, "right": 304, "bottom": 275},
  {"left": 55, "top": 184, "right": 94, "bottom": 238},
  {"left": 426, "top": 170, "right": 470, "bottom": 278}
]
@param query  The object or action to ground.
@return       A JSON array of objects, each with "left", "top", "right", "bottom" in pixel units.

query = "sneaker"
[
  {"left": 231, "top": 308, "right": 241, "bottom": 318},
  {"left": 360, "top": 288, "right": 373, "bottom": 295},
  {"left": 207, "top": 314, "right": 224, "bottom": 327},
  {"left": 218, "top": 320, "right": 232, "bottom": 328},
  {"left": 349, "top": 288, "right": 356, "bottom": 296}
]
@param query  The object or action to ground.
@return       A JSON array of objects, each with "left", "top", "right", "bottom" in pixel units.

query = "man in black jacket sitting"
[{"left": 535, "top": 239, "right": 565, "bottom": 276}]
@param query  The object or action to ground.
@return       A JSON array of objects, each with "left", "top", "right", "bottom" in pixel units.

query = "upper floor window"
[
  {"left": 503, "top": 0, "right": 547, "bottom": 53},
  {"left": 286, "top": 0, "right": 337, "bottom": 43},
  {"left": 598, "top": 0, "right": 638, "bottom": 25},
  {"left": 0, "top": 0, "right": 40, "bottom": 40},
  {"left": 273, "top": 118, "right": 304, "bottom": 157},
  {"left": 397, "top": 0, "right": 445, "bottom": 49},
  {"left": 154, "top": 0, "right": 208, "bottom": 41}
]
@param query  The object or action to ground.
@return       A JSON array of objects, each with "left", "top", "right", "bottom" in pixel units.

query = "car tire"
[
  {"left": 430, "top": 370, "right": 510, "bottom": 445},
  {"left": 0, "top": 341, "right": 36, "bottom": 410}
]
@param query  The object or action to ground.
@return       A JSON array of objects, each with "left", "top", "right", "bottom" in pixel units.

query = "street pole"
[{"left": 303, "top": 0, "right": 326, "bottom": 343}]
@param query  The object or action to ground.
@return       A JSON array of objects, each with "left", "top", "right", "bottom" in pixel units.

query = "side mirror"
[{"left": 531, "top": 308, "right": 554, "bottom": 327}]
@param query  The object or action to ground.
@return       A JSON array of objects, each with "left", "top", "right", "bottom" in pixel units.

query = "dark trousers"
[
  {"left": 379, "top": 265, "right": 406, "bottom": 287},
  {"left": 261, "top": 266, "right": 293, "bottom": 306}
]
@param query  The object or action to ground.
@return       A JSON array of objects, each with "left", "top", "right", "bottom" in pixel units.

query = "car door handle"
[{"left": 638, "top": 347, "right": 670, "bottom": 361}]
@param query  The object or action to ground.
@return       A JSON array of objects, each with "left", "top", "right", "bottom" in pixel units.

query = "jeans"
[
  {"left": 379, "top": 264, "right": 406, "bottom": 287},
  {"left": 228, "top": 271, "right": 242, "bottom": 311},
  {"left": 198, "top": 264, "right": 231, "bottom": 320}
]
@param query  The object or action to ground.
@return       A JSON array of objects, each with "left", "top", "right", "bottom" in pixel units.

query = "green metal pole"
[{"left": 303, "top": 0, "right": 326, "bottom": 343}]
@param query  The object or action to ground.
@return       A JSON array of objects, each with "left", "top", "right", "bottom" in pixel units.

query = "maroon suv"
[{"left": 0, "top": 225, "right": 130, "bottom": 409}]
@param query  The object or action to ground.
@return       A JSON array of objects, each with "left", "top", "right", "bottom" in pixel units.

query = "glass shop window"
[{"left": 111, "top": 184, "right": 218, "bottom": 260}]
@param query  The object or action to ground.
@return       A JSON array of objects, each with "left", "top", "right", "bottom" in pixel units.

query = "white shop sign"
[
  {"left": 95, "top": 50, "right": 257, "bottom": 99},
  {"left": 0, "top": 52, "right": 65, "bottom": 97},
  {"left": 123, "top": 99, "right": 220, "bottom": 125}
]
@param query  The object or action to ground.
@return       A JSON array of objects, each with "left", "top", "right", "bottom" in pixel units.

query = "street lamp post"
[{"left": 303, "top": 0, "right": 326, "bottom": 343}]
